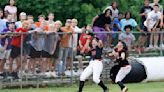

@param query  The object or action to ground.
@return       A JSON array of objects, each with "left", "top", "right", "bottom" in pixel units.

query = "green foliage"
[{"left": 0, "top": 0, "right": 163, "bottom": 27}]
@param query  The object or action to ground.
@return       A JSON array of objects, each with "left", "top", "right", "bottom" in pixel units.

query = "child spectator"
[
  {"left": 0, "top": 21, "right": 15, "bottom": 77},
  {"left": 76, "top": 25, "right": 93, "bottom": 75},
  {"left": 9, "top": 21, "right": 29, "bottom": 79},
  {"left": 47, "top": 13, "right": 55, "bottom": 25},
  {"left": 119, "top": 25, "right": 136, "bottom": 51}
]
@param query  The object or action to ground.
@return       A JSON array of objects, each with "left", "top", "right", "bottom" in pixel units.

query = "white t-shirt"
[
  {"left": 104, "top": 6, "right": 119, "bottom": 18},
  {"left": 4, "top": 6, "right": 17, "bottom": 14},
  {"left": 144, "top": 11, "right": 162, "bottom": 29}
]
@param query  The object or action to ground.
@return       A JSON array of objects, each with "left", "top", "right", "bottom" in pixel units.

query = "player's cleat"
[
  {"left": 122, "top": 87, "right": 128, "bottom": 92},
  {"left": 104, "top": 88, "right": 109, "bottom": 92}
]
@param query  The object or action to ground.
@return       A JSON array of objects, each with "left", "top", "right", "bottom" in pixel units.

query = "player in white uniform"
[
  {"left": 108, "top": 41, "right": 131, "bottom": 92},
  {"left": 77, "top": 37, "right": 109, "bottom": 92}
]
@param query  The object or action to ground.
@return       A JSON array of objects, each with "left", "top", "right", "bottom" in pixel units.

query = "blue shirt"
[
  {"left": 1, "top": 28, "right": 13, "bottom": 50},
  {"left": 0, "top": 19, "right": 6, "bottom": 33},
  {"left": 120, "top": 18, "right": 138, "bottom": 31},
  {"left": 113, "top": 18, "right": 122, "bottom": 32}
]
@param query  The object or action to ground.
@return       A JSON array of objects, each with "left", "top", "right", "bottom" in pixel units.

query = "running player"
[
  {"left": 108, "top": 40, "right": 131, "bottom": 92},
  {"left": 77, "top": 37, "right": 109, "bottom": 92}
]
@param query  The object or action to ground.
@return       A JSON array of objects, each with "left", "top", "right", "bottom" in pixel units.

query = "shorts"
[
  {"left": 51, "top": 42, "right": 60, "bottom": 58},
  {"left": 0, "top": 49, "right": 11, "bottom": 60},
  {"left": 29, "top": 45, "right": 41, "bottom": 58},
  {"left": 142, "top": 26, "right": 151, "bottom": 36},
  {"left": 10, "top": 46, "right": 21, "bottom": 59},
  {"left": 41, "top": 50, "right": 51, "bottom": 58}
]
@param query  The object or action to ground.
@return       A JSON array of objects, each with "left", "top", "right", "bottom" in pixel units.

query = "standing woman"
[
  {"left": 108, "top": 41, "right": 131, "bottom": 92},
  {"left": 4, "top": 0, "right": 17, "bottom": 21},
  {"left": 77, "top": 37, "right": 109, "bottom": 92}
]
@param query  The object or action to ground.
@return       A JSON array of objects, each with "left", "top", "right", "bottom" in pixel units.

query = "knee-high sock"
[
  {"left": 98, "top": 81, "right": 108, "bottom": 91},
  {"left": 117, "top": 81, "right": 125, "bottom": 90},
  {"left": 78, "top": 81, "right": 85, "bottom": 92}
]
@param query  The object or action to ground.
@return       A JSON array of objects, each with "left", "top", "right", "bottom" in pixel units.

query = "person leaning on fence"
[
  {"left": 92, "top": 9, "right": 112, "bottom": 47},
  {"left": 76, "top": 25, "right": 93, "bottom": 76},
  {"left": 108, "top": 41, "right": 131, "bottom": 92},
  {"left": 119, "top": 25, "right": 136, "bottom": 51},
  {"left": 77, "top": 37, "right": 109, "bottom": 92},
  {"left": 28, "top": 20, "right": 47, "bottom": 75},
  {"left": 144, "top": 4, "right": 162, "bottom": 49},
  {"left": 41, "top": 24, "right": 59, "bottom": 78},
  {"left": 58, "top": 19, "right": 74, "bottom": 76},
  {"left": 0, "top": 21, "right": 15, "bottom": 77},
  {"left": 9, "top": 21, "right": 29, "bottom": 79}
]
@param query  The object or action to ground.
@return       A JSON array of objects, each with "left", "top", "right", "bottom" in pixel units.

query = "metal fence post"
[
  {"left": 20, "top": 33, "right": 23, "bottom": 89},
  {"left": 70, "top": 33, "right": 73, "bottom": 85}
]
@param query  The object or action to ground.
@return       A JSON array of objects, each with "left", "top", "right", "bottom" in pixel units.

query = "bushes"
[{"left": 0, "top": 0, "right": 163, "bottom": 26}]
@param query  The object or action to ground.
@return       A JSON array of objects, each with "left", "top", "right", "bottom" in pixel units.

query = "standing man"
[{"left": 144, "top": 5, "right": 162, "bottom": 49}]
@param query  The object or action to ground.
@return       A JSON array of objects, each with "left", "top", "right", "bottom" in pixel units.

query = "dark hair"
[
  {"left": 125, "top": 11, "right": 132, "bottom": 18},
  {"left": 118, "top": 40, "right": 128, "bottom": 51},
  {"left": 124, "top": 25, "right": 132, "bottom": 30},
  {"left": 118, "top": 12, "right": 123, "bottom": 15},
  {"left": 93, "top": 37, "right": 100, "bottom": 42},
  {"left": 104, "top": 9, "right": 112, "bottom": 16}
]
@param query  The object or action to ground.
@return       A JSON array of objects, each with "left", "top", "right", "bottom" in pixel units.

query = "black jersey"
[
  {"left": 90, "top": 46, "right": 103, "bottom": 60},
  {"left": 114, "top": 48, "right": 129, "bottom": 67}
]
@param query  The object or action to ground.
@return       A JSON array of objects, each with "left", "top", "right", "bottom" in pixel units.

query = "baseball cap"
[{"left": 20, "top": 12, "right": 26, "bottom": 16}]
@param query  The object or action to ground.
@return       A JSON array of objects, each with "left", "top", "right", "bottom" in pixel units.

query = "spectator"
[
  {"left": 135, "top": 0, "right": 153, "bottom": 53},
  {"left": 27, "top": 15, "right": 36, "bottom": 30},
  {"left": 0, "top": 40, "right": 8, "bottom": 77},
  {"left": 150, "top": 0, "right": 163, "bottom": 47},
  {"left": 47, "top": 13, "right": 55, "bottom": 25},
  {"left": 4, "top": 0, "right": 17, "bottom": 21},
  {"left": 0, "top": 21, "right": 15, "bottom": 77},
  {"left": 119, "top": 25, "right": 136, "bottom": 51},
  {"left": 92, "top": 9, "right": 112, "bottom": 47},
  {"left": 3, "top": 14, "right": 12, "bottom": 28},
  {"left": 0, "top": 9, "right": 6, "bottom": 33},
  {"left": 58, "top": 19, "right": 74, "bottom": 76},
  {"left": 71, "top": 18, "right": 82, "bottom": 49},
  {"left": 112, "top": 12, "right": 123, "bottom": 45},
  {"left": 29, "top": 20, "right": 47, "bottom": 74},
  {"left": 120, "top": 11, "right": 142, "bottom": 32},
  {"left": 144, "top": 4, "right": 162, "bottom": 49},
  {"left": 9, "top": 21, "right": 29, "bottom": 79},
  {"left": 76, "top": 25, "right": 93, "bottom": 76},
  {"left": 15, "top": 12, "right": 27, "bottom": 28},
  {"left": 104, "top": 1, "right": 119, "bottom": 18},
  {"left": 35, "top": 15, "right": 48, "bottom": 31}
]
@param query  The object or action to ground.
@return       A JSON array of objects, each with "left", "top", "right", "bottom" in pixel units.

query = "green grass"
[{"left": 0, "top": 82, "right": 164, "bottom": 92}]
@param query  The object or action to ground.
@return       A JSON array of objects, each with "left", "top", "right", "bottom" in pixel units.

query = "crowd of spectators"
[{"left": 0, "top": 0, "right": 163, "bottom": 79}]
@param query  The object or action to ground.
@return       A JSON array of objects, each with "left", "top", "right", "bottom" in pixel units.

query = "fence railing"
[{"left": 0, "top": 29, "right": 164, "bottom": 89}]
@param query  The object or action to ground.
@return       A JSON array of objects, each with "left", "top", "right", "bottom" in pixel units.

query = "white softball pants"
[
  {"left": 115, "top": 65, "right": 132, "bottom": 83},
  {"left": 80, "top": 60, "right": 103, "bottom": 84}
]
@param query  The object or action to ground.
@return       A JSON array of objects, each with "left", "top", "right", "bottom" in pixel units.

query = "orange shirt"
[
  {"left": 60, "top": 27, "right": 74, "bottom": 48},
  {"left": 35, "top": 22, "right": 49, "bottom": 31}
]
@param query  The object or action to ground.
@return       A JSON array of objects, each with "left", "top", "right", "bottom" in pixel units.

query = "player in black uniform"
[
  {"left": 108, "top": 40, "right": 131, "bottom": 92},
  {"left": 77, "top": 37, "right": 109, "bottom": 92}
]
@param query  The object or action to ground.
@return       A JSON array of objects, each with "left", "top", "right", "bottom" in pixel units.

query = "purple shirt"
[{"left": 1, "top": 28, "right": 13, "bottom": 50}]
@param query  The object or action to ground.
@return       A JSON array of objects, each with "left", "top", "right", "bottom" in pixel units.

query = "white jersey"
[{"left": 144, "top": 11, "right": 162, "bottom": 29}]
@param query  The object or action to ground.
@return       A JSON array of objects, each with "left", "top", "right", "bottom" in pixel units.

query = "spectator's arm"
[
  {"left": 105, "top": 24, "right": 111, "bottom": 32},
  {"left": 98, "top": 40, "right": 103, "bottom": 48},
  {"left": 146, "top": 19, "right": 151, "bottom": 32}
]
